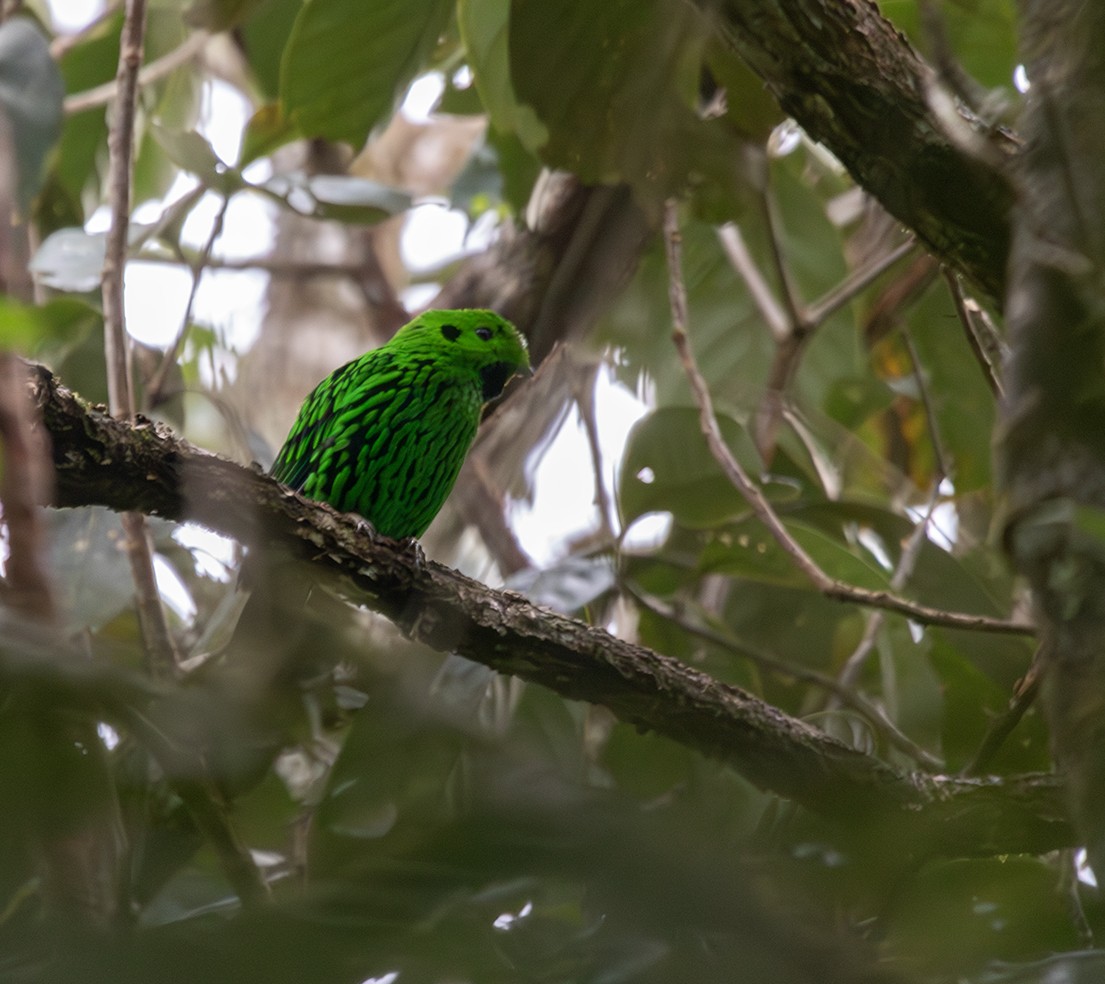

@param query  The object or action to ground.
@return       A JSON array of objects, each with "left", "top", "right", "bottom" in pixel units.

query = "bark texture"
[{"left": 1001, "top": 0, "right": 1105, "bottom": 877}]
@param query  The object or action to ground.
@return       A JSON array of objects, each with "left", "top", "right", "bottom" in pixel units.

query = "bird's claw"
[{"left": 398, "top": 536, "right": 427, "bottom": 569}]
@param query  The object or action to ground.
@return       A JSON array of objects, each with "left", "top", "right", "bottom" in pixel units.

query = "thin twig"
[
  {"left": 960, "top": 644, "right": 1043, "bottom": 777},
  {"left": 663, "top": 200, "right": 1033, "bottom": 637},
  {"left": 147, "top": 193, "right": 230, "bottom": 406},
  {"left": 901, "top": 328, "right": 953, "bottom": 481},
  {"left": 628, "top": 583, "right": 943, "bottom": 769},
  {"left": 834, "top": 484, "right": 943, "bottom": 694},
  {"left": 65, "top": 30, "right": 209, "bottom": 115},
  {"left": 102, "top": 0, "right": 182, "bottom": 679},
  {"left": 943, "top": 268, "right": 1004, "bottom": 398},
  {"left": 806, "top": 237, "right": 918, "bottom": 328},
  {"left": 575, "top": 362, "right": 616, "bottom": 541},
  {"left": 99, "top": 10, "right": 264, "bottom": 895},
  {"left": 759, "top": 192, "right": 806, "bottom": 331},
  {"left": 716, "top": 224, "right": 790, "bottom": 341},
  {"left": 49, "top": 0, "right": 124, "bottom": 60},
  {"left": 134, "top": 250, "right": 369, "bottom": 279}
]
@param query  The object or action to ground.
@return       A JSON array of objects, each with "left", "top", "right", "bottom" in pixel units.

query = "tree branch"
[
  {"left": 25, "top": 362, "right": 1071, "bottom": 858},
  {"left": 703, "top": 0, "right": 1016, "bottom": 302}
]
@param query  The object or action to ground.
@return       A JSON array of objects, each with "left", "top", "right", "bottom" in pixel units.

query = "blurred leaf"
[
  {"left": 280, "top": 0, "right": 454, "bottom": 146},
  {"left": 259, "top": 172, "right": 412, "bottom": 223},
  {"left": 508, "top": 0, "right": 749, "bottom": 214},
  {"left": 458, "top": 0, "right": 549, "bottom": 149},
  {"left": 904, "top": 285, "right": 996, "bottom": 492},
  {"left": 30, "top": 227, "right": 106, "bottom": 292},
  {"left": 47, "top": 507, "right": 136, "bottom": 634},
  {"left": 506, "top": 556, "right": 615, "bottom": 613},
  {"left": 239, "top": 103, "right": 298, "bottom": 166},
  {"left": 0, "top": 18, "right": 65, "bottom": 211},
  {"left": 239, "top": 0, "right": 304, "bottom": 99},
  {"left": 973, "top": 952, "right": 1105, "bottom": 984},
  {"left": 883, "top": 856, "right": 1079, "bottom": 976},
  {"left": 884, "top": 0, "right": 1019, "bottom": 93},
  {"left": 132, "top": 9, "right": 203, "bottom": 203},
  {"left": 185, "top": 0, "right": 266, "bottom": 31},
  {"left": 151, "top": 125, "right": 242, "bottom": 193},
  {"left": 485, "top": 126, "right": 541, "bottom": 213},
  {"left": 599, "top": 219, "right": 769, "bottom": 406},
  {"left": 0, "top": 295, "right": 100, "bottom": 355},
  {"left": 698, "top": 516, "right": 888, "bottom": 591}
]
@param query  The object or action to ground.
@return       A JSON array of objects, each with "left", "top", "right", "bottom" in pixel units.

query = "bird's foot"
[{"left": 397, "top": 536, "right": 427, "bottom": 569}]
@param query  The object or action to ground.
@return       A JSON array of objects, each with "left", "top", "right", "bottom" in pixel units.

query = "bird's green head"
[{"left": 394, "top": 308, "right": 531, "bottom": 400}]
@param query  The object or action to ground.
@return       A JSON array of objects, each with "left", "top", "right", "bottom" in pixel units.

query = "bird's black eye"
[
  {"left": 440, "top": 324, "right": 460, "bottom": 341},
  {"left": 475, "top": 326, "right": 493, "bottom": 341}
]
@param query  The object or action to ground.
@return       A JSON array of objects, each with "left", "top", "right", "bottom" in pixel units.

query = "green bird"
[{"left": 270, "top": 309, "right": 530, "bottom": 538}]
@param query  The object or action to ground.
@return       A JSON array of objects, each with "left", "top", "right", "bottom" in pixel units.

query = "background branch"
[{"left": 702, "top": 0, "right": 1015, "bottom": 301}]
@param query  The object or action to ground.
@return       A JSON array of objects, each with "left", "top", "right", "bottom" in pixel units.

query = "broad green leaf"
[
  {"left": 882, "top": 0, "right": 1019, "bottom": 92},
  {"left": 239, "top": 103, "right": 298, "bottom": 166},
  {"left": 280, "top": 0, "right": 454, "bottom": 146},
  {"left": 599, "top": 219, "right": 770, "bottom": 406},
  {"left": 508, "top": 0, "right": 751, "bottom": 214},
  {"left": 618, "top": 406, "right": 807, "bottom": 529},
  {"left": 699, "top": 518, "right": 890, "bottom": 591},
  {"left": 0, "top": 18, "right": 64, "bottom": 211},
  {"left": 239, "top": 0, "right": 304, "bottom": 99},
  {"left": 458, "top": 0, "right": 548, "bottom": 149}
]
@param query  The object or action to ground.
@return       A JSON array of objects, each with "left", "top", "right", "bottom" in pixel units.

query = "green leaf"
[
  {"left": 618, "top": 406, "right": 805, "bottom": 529},
  {"left": 0, "top": 295, "right": 98, "bottom": 355},
  {"left": 458, "top": 0, "right": 548, "bottom": 149},
  {"left": 151, "top": 125, "right": 241, "bottom": 193},
  {"left": 239, "top": 103, "right": 298, "bottom": 166},
  {"left": 699, "top": 517, "right": 890, "bottom": 591},
  {"left": 280, "top": 0, "right": 454, "bottom": 145},
  {"left": 239, "top": 0, "right": 304, "bottom": 99},
  {"left": 882, "top": 857, "right": 1080, "bottom": 975},
  {"left": 508, "top": 0, "right": 750, "bottom": 213},
  {"left": 0, "top": 18, "right": 65, "bottom": 211},
  {"left": 185, "top": 0, "right": 267, "bottom": 32},
  {"left": 904, "top": 286, "right": 996, "bottom": 493}
]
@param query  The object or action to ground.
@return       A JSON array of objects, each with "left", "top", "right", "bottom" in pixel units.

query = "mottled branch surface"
[
  {"left": 1001, "top": 0, "right": 1105, "bottom": 875},
  {"left": 30, "top": 364, "right": 1070, "bottom": 857},
  {"left": 704, "top": 0, "right": 1015, "bottom": 301}
]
